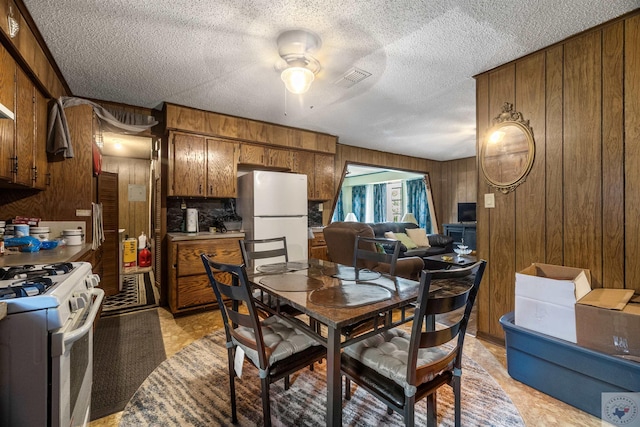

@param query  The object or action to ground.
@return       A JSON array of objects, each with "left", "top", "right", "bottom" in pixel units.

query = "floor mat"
[{"left": 102, "top": 271, "right": 157, "bottom": 316}]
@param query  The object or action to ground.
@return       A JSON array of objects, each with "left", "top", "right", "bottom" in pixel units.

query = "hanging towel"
[
  {"left": 46, "top": 97, "right": 74, "bottom": 158},
  {"left": 92, "top": 202, "right": 105, "bottom": 250}
]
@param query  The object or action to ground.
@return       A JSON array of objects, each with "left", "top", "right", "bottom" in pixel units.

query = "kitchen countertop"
[
  {"left": 167, "top": 231, "right": 245, "bottom": 241},
  {"left": 0, "top": 243, "right": 93, "bottom": 267}
]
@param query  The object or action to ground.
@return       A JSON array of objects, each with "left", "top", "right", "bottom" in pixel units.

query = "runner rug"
[
  {"left": 91, "top": 308, "right": 166, "bottom": 421},
  {"left": 120, "top": 329, "right": 524, "bottom": 426}
]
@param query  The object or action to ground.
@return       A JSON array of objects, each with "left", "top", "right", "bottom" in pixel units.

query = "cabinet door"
[
  {"left": 293, "top": 150, "right": 314, "bottom": 197},
  {"left": 14, "top": 68, "right": 34, "bottom": 186},
  {"left": 170, "top": 132, "right": 206, "bottom": 196},
  {"left": 206, "top": 137, "right": 238, "bottom": 197},
  {"left": 33, "top": 89, "right": 48, "bottom": 189},
  {"left": 0, "top": 44, "right": 15, "bottom": 182},
  {"left": 314, "top": 153, "right": 335, "bottom": 200},
  {"left": 239, "top": 143, "right": 265, "bottom": 166},
  {"left": 267, "top": 147, "right": 293, "bottom": 170}
]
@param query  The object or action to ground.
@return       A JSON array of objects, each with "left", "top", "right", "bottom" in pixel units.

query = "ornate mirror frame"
[{"left": 480, "top": 102, "right": 535, "bottom": 193}]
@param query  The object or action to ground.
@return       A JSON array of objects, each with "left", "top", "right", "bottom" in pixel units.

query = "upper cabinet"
[
  {"left": 206, "top": 137, "right": 238, "bottom": 197},
  {"left": 293, "top": 151, "right": 334, "bottom": 200},
  {"left": 169, "top": 131, "right": 238, "bottom": 197},
  {"left": 0, "top": 43, "right": 48, "bottom": 189},
  {"left": 163, "top": 103, "right": 336, "bottom": 200},
  {"left": 0, "top": 44, "right": 16, "bottom": 183}
]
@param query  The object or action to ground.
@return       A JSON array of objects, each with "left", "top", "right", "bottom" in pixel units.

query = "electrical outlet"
[
  {"left": 76, "top": 209, "right": 92, "bottom": 217},
  {"left": 484, "top": 193, "right": 495, "bottom": 208},
  {"left": 318, "top": 203, "right": 323, "bottom": 212}
]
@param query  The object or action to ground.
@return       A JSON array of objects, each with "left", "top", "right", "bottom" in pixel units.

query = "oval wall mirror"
[{"left": 480, "top": 102, "right": 535, "bottom": 193}]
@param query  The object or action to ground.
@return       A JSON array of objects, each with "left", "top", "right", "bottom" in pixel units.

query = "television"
[{"left": 457, "top": 202, "right": 476, "bottom": 223}]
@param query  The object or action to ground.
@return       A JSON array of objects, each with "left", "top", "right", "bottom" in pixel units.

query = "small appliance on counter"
[{"left": 186, "top": 208, "right": 199, "bottom": 233}]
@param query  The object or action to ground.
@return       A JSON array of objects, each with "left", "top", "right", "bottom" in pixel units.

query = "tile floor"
[{"left": 90, "top": 307, "right": 603, "bottom": 427}]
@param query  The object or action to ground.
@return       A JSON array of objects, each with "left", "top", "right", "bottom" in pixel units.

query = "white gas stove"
[{"left": 0, "top": 261, "right": 104, "bottom": 427}]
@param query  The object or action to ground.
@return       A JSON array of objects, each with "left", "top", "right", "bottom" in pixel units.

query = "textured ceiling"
[{"left": 22, "top": 1, "right": 639, "bottom": 161}]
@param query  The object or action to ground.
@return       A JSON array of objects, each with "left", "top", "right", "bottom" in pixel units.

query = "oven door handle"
[{"left": 52, "top": 288, "right": 104, "bottom": 356}]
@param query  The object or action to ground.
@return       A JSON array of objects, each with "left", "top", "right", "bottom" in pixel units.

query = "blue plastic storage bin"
[{"left": 500, "top": 311, "right": 640, "bottom": 418}]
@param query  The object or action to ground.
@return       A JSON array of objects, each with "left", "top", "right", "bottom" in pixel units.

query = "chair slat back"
[
  {"left": 353, "top": 236, "right": 400, "bottom": 276},
  {"left": 201, "top": 254, "right": 271, "bottom": 367},
  {"left": 407, "top": 260, "right": 486, "bottom": 384},
  {"left": 240, "top": 237, "right": 288, "bottom": 268}
]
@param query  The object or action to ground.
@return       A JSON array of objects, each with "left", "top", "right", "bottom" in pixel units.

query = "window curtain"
[
  {"left": 406, "top": 178, "right": 432, "bottom": 231},
  {"left": 332, "top": 190, "right": 344, "bottom": 222},
  {"left": 373, "top": 183, "right": 387, "bottom": 222},
  {"left": 351, "top": 185, "right": 367, "bottom": 222}
]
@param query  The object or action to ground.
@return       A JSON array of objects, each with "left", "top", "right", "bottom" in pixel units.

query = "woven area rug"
[
  {"left": 91, "top": 308, "right": 166, "bottom": 421},
  {"left": 120, "top": 329, "right": 524, "bottom": 426},
  {"left": 102, "top": 271, "right": 157, "bottom": 316}
]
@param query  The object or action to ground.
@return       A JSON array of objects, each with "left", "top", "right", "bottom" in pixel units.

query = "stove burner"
[
  {"left": 0, "top": 277, "right": 54, "bottom": 300},
  {"left": 0, "top": 263, "right": 75, "bottom": 280}
]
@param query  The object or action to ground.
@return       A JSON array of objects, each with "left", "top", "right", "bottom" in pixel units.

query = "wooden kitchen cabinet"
[
  {"left": 169, "top": 132, "right": 206, "bottom": 196},
  {"left": 15, "top": 67, "right": 35, "bottom": 187},
  {"left": 169, "top": 132, "right": 239, "bottom": 197},
  {"left": 308, "top": 230, "right": 329, "bottom": 261},
  {"left": 239, "top": 143, "right": 293, "bottom": 170},
  {"left": 206, "top": 137, "right": 239, "bottom": 197},
  {"left": 0, "top": 43, "right": 15, "bottom": 183},
  {"left": 167, "top": 236, "right": 243, "bottom": 314},
  {"left": 293, "top": 151, "right": 335, "bottom": 200},
  {"left": 0, "top": 46, "right": 49, "bottom": 190}
]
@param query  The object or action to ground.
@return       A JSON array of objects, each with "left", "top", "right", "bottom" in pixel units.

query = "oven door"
[{"left": 51, "top": 287, "right": 104, "bottom": 427}]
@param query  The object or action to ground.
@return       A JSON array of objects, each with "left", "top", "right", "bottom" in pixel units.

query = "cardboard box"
[
  {"left": 515, "top": 263, "right": 591, "bottom": 342},
  {"left": 576, "top": 290, "right": 640, "bottom": 357},
  {"left": 123, "top": 239, "right": 137, "bottom": 267}
]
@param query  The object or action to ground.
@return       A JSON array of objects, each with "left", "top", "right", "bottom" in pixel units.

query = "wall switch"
[
  {"left": 76, "top": 209, "right": 92, "bottom": 217},
  {"left": 484, "top": 193, "right": 495, "bottom": 208}
]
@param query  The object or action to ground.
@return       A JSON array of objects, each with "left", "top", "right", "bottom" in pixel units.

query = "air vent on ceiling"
[{"left": 334, "top": 67, "right": 371, "bottom": 88}]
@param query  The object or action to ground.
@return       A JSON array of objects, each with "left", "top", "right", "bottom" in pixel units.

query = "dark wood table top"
[{"left": 424, "top": 252, "right": 477, "bottom": 267}]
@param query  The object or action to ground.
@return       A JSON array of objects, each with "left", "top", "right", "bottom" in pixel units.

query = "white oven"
[{"left": 0, "top": 262, "right": 103, "bottom": 427}]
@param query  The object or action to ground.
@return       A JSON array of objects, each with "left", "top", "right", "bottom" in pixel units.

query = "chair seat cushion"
[
  {"left": 233, "top": 315, "right": 319, "bottom": 366},
  {"left": 343, "top": 328, "right": 452, "bottom": 389}
]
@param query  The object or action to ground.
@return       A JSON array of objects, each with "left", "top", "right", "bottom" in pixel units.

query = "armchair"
[{"left": 323, "top": 222, "right": 424, "bottom": 280}]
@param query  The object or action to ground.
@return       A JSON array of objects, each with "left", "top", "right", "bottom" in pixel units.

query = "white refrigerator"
[{"left": 237, "top": 171, "right": 309, "bottom": 265}]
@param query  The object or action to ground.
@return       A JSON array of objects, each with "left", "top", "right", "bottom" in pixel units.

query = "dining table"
[{"left": 246, "top": 258, "right": 471, "bottom": 426}]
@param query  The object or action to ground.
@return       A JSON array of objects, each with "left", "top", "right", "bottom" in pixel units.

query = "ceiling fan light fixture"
[
  {"left": 281, "top": 66, "right": 315, "bottom": 94},
  {"left": 276, "top": 29, "right": 321, "bottom": 94}
]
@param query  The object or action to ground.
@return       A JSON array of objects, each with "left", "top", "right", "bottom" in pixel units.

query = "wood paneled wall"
[
  {"left": 438, "top": 157, "right": 477, "bottom": 224},
  {"left": 0, "top": 105, "right": 95, "bottom": 238},
  {"left": 102, "top": 156, "right": 151, "bottom": 241},
  {"left": 475, "top": 12, "right": 640, "bottom": 342}
]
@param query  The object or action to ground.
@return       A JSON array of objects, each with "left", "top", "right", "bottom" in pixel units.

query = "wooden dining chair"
[
  {"left": 201, "top": 254, "right": 325, "bottom": 427},
  {"left": 341, "top": 260, "right": 487, "bottom": 427},
  {"left": 353, "top": 235, "right": 401, "bottom": 277},
  {"left": 239, "top": 236, "right": 288, "bottom": 269}
]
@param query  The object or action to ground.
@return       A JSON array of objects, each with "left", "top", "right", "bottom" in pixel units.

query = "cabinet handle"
[
  {"left": 199, "top": 184, "right": 202, "bottom": 194},
  {"left": 32, "top": 166, "right": 37, "bottom": 182},
  {"left": 209, "top": 184, "right": 213, "bottom": 195},
  {"left": 10, "top": 156, "right": 17, "bottom": 174}
]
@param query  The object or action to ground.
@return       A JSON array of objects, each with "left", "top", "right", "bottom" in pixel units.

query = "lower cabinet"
[
  {"left": 308, "top": 230, "right": 329, "bottom": 261},
  {"left": 168, "top": 236, "right": 243, "bottom": 314}
]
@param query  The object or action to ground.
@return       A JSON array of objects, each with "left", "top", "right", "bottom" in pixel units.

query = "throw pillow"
[
  {"left": 384, "top": 231, "right": 396, "bottom": 239},
  {"left": 393, "top": 232, "right": 418, "bottom": 249},
  {"left": 406, "top": 228, "right": 431, "bottom": 248}
]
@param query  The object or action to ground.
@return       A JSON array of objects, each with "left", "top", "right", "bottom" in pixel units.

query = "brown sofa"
[{"left": 323, "top": 222, "right": 424, "bottom": 280}]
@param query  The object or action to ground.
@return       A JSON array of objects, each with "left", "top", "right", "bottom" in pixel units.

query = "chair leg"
[
  {"left": 284, "top": 375, "right": 290, "bottom": 390},
  {"left": 405, "top": 395, "right": 416, "bottom": 427},
  {"left": 344, "top": 376, "right": 351, "bottom": 400},
  {"left": 426, "top": 392, "right": 437, "bottom": 426},
  {"left": 261, "top": 377, "right": 272, "bottom": 427},
  {"left": 453, "top": 375, "right": 461, "bottom": 427},
  {"left": 227, "top": 348, "right": 237, "bottom": 423}
]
